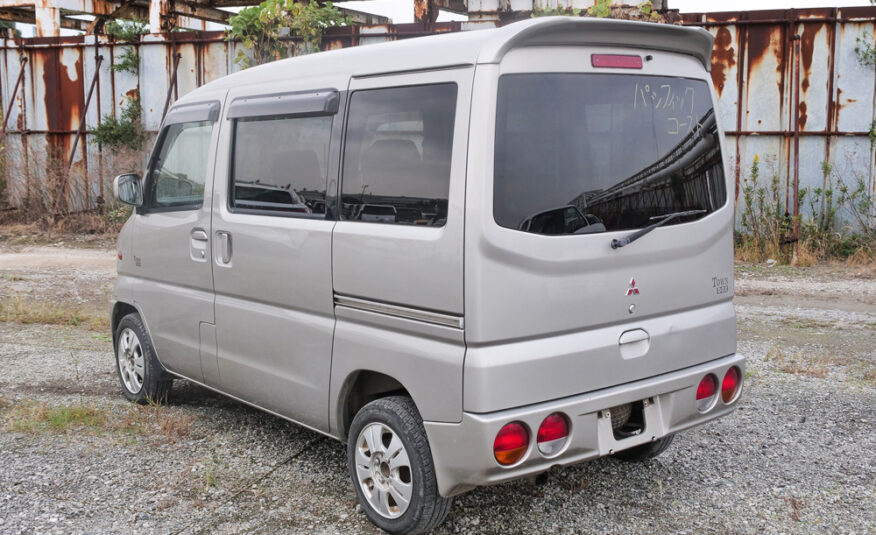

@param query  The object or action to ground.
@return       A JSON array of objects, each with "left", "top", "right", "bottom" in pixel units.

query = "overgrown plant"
[
  {"left": 637, "top": 1, "right": 658, "bottom": 19},
  {"left": 588, "top": 0, "right": 612, "bottom": 17},
  {"left": 227, "top": 0, "right": 351, "bottom": 69},
  {"left": 91, "top": 96, "right": 146, "bottom": 150},
  {"left": 106, "top": 19, "right": 147, "bottom": 75},
  {"left": 856, "top": 32, "right": 876, "bottom": 67},
  {"left": 837, "top": 176, "right": 876, "bottom": 243},
  {"left": 737, "top": 155, "right": 875, "bottom": 265},
  {"left": 112, "top": 47, "right": 140, "bottom": 75},
  {"left": 798, "top": 163, "right": 875, "bottom": 262},
  {"left": 737, "top": 155, "right": 792, "bottom": 262},
  {"left": 288, "top": 1, "right": 351, "bottom": 52},
  {"left": 869, "top": 118, "right": 876, "bottom": 149},
  {"left": 105, "top": 19, "right": 148, "bottom": 43},
  {"left": 531, "top": 1, "right": 658, "bottom": 21},
  {"left": 531, "top": 6, "right": 582, "bottom": 17}
]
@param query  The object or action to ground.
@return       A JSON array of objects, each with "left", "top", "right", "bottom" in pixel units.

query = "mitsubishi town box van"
[{"left": 111, "top": 17, "right": 744, "bottom": 534}]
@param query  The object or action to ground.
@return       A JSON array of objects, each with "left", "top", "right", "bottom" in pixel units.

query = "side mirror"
[{"left": 114, "top": 173, "right": 143, "bottom": 207}]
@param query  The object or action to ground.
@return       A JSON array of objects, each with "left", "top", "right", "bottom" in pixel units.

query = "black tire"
[
  {"left": 114, "top": 313, "right": 172, "bottom": 404},
  {"left": 347, "top": 396, "right": 453, "bottom": 535},
  {"left": 613, "top": 434, "right": 675, "bottom": 462}
]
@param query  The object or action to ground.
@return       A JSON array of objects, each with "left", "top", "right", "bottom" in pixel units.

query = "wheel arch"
[
  {"left": 337, "top": 369, "right": 411, "bottom": 441},
  {"left": 111, "top": 301, "right": 139, "bottom": 346}
]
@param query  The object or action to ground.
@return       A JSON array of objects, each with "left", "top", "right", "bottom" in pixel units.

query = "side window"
[
  {"left": 341, "top": 83, "right": 457, "bottom": 226},
  {"left": 230, "top": 115, "right": 333, "bottom": 216},
  {"left": 149, "top": 121, "right": 213, "bottom": 210}
]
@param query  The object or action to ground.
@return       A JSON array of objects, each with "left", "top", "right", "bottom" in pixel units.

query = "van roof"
[{"left": 178, "top": 17, "right": 713, "bottom": 103}]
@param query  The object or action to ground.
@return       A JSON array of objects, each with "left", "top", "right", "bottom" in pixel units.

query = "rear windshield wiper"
[{"left": 611, "top": 210, "right": 707, "bottom": 250}]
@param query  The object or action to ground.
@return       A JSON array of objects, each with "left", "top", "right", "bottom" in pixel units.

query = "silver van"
[{"left": 111, "top": 17, "right": 743, "bottom": 535}]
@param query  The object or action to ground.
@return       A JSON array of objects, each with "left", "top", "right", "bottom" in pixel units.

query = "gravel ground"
[{"left": 0, "top": 246, "right": 874, "bottom": 534}]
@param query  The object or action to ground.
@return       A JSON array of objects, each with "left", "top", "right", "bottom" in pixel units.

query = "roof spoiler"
[{"left": 478, "top": 17, "right": 715, "bottom": 72}]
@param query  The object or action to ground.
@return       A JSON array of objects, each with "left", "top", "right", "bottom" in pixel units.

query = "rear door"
[
  {"left": 463, "top": 47, "right": 737, "bottom": 411},
  {"left": 132, "top": 100, "right": 222, "bottom": 382},
  {"left": 209, "top": 87, "right": 343, "bottom": 432}
]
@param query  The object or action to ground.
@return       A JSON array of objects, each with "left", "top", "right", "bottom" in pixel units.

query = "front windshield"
[{"left": 493, "top": 74, "right": 727, "bottom": 235}]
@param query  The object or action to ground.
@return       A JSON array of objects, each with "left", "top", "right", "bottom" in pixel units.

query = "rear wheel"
[
  {"left": 613, "top": 434, "right": 675, "bottom": 462},
  {"left": 115, "top": 313, "right": 172, "bottom": 404},
  {"left": 347, "top": 396, "right": 452, "bottom": 535}
]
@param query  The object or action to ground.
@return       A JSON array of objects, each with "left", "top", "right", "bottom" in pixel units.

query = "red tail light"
[
  {"left": 591, "top": 54, "right": 643, "bottom": 69},
  {"left": 696, "top": 374, "right": 718, "bottom": 413},
  {"left": 494, "top": 422, "right": 529, "bottom": 466},
  {"left": 722, "top": 367, "right": 741, "bottom": 403},
  {"left": 537, "top": 413, "right": 570, "bottom": 457}
]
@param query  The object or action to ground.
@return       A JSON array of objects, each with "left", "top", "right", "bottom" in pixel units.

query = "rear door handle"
[
  {"left": 619, "top": 329, "right": 649, "bottom": 345},
  {"left": 216, "top": 231, "right": 232, "bottom": 266},
  {"left": 618, "top": 329, "right": 650, "bottom": 360}
]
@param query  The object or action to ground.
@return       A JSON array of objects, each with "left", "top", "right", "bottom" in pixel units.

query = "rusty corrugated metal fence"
[
  {"left": 0, "top": 23, "right": 462, "bottom": 212},
  {"left": 683, "top": 7, "right": 876, "bottom": 231},
  {"left": 1, "top": 9, "right": 875, "bottom": 229}
]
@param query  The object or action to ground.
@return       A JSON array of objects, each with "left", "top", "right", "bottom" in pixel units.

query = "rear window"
[
  {"left": 341, "top": 83, "right": 457, "bottom": 226},
  {"left": 494, "top": 74, "right": 726, "bottom": 235}
]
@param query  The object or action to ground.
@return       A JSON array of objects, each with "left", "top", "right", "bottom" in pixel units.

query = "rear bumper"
[{"left": 424, "top": 353, "right": 745, "bottom": 497}]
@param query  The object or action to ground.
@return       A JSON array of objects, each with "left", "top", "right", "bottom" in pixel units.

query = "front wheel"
[
  {"left": 115, "top": 313, "right": 172, "bottom": 404},
  {"left": 347, "top": 396, "right": 452, "bottom": 535}
]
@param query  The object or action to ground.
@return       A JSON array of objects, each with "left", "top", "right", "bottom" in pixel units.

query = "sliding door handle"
[{"left": 216, "top": 231, "right": 232, "bottom": 265}]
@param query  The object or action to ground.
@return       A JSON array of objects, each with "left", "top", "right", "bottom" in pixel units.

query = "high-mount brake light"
[
  {"left": 591, "top": 54, "right": 643, "bottom": 69},
  {"left": 696, "top": 374, "right": 718, "bottom": 413},
  {"left": 722, "top": 366, "right": 741, "bottom": 403},
  {"left": 537, "top": 413, "right": 570, "bottom": 457},
  {"left": 494, "top": 422, "right": 529, "bottom": 466}
]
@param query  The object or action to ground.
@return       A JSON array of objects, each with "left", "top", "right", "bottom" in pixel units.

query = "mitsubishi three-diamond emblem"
[{"left": 626, "top": 278, "right": 640, "bottom": 296}]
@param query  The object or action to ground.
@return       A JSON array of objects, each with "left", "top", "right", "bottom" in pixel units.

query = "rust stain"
[
  {"left": 196, "top": 42, "right": 204, "bottom": 87},
  {"left": 40, "top": 48, "right": 85, "bottom": 132},
  {"left": 827, "top": 20, "right": 839, "bottom": 138},
  {"left": 798, "top": 101, "right": 808, "bottom": 130},
  {"left": 711, "top": 27, "right": 736, "bottom": 96},
  {"left": 414, "top": 0, "right": 439, "bottom": 25},
  {"left": 832, "top": 87, "right": 843, "bottom": 127},
  {"left": 34, "top": 0, "right": 59, "bottom": 38},
  {"left": 325, "top": 38, "right": 348, "bottom": 50},
  {"left": 746, "top": 25, "right": 773, "bottom": 73},
  {"left": 799, "top": 23, "right": 822, "bottom": 95}
]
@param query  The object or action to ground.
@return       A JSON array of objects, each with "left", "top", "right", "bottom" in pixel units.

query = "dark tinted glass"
[
  {"left": 231, "top": 114, "right": 333, "bottom": 216},
  {"left": 342, "top": 84, "right": 457, "bottom": 226},
  {"left": 494, "top": 74, "right": 726, "bottom": 235},
  {"left": 149, "top": 121, "right": 213, "bottom": 209}
]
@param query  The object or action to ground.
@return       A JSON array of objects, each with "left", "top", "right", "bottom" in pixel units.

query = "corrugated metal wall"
[
  {"left": 683, "top": 7, "right": 876, "bottom": 229},
  {"left": 1, "top": 31, "right": 244, "bottom": 210},
  {"left": 0, "top": 23, "right": 462, "bottom": 212},
  {"left": 1, "top": 9, "right": 875, "bottom": 229}
]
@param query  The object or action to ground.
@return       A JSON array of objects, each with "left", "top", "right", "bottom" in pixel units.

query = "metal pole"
[
  {"left": 161, "top": 53, "right": 182, "bottom": 123},
  {"left": 793, "top": 36, "right": 801, "bottom": 246},
  {"left": 67, "top": 55, "right": 104, "bottom": 172},
  {"left": 2, "top": 55, "right": 28, "bottom": 133},
  {"left": 94, "top": 35, "right": 105, "bottom": 208}
]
